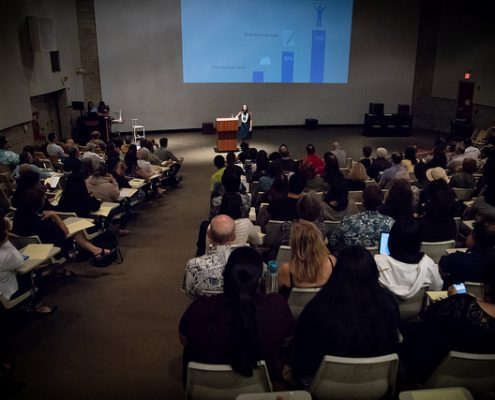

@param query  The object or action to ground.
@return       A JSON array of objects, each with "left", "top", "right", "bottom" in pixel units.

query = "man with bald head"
[{"left": 182, "top": 215, "right": 235, "bottom": 299}]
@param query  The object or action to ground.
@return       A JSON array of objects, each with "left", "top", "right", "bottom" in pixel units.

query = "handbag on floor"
[{"left": 91, "top": 231, "right": 123, "bottom": 268}]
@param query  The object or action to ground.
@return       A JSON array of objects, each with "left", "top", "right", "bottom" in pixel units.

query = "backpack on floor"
[{"left": 91, "top": 231, "right": 123, "bottom": 268}]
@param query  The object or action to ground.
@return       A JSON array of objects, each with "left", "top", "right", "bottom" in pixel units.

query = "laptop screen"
[{"left": 379, "top": 232, "right": 390, "bottom": 256}]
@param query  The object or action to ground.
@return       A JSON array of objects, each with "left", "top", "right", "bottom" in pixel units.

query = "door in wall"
[{"left": 30, "top": 90, "right": 63, "bottom": 140}]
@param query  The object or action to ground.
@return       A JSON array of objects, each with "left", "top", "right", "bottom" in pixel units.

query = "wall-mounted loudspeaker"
[{"left": 27, "top": 16, "right": 57, "bottom": 52}]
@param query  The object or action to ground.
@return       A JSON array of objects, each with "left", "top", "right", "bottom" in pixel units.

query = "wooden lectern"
[{"left": 215, "top": 117, "right": 238, "bottom": 152}]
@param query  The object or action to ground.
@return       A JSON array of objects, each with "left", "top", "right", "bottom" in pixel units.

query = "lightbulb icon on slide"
[{"left": 257, "top": 57, "right": 271, "bottom": 68}]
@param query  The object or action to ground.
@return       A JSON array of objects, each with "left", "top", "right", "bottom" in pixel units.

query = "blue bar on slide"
[
  {"left": 252, "top": 71, "right": 264, "bottom": 82},
  {"left": 281, "top": 51, "right": 294, "bottom": 83},
  {"left": 310, "top": 30, "right": 326, "bottom": 83}
]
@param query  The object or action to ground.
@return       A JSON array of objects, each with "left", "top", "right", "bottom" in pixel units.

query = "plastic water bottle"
[{"left": 265, "top": 260, "right": 279, "bottom": 294}]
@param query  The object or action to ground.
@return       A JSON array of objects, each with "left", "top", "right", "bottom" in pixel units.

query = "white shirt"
[
  {"left": 464, "top": 146, "right": 481, "bottom": 161},
  {"left": 0, "top": 240, "right": 25, "bottom": 300},
  {"left": 375, "top": 253, "right": 443, "bottom": 299},
  {"left": 46, "top": 143, "right": 64, "bottom": 159}
]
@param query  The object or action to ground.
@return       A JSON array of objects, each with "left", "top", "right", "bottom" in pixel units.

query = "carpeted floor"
[{"left": 1, "top": 126, "right": 440, "bottom": 399}]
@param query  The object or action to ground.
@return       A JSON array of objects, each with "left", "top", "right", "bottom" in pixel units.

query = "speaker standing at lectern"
[{"left": 234, "top": 104, "right": 253, "bottom": 144}]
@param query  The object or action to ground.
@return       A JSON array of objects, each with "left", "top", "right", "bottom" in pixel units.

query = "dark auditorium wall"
[{"left": 412, "top": 0, "right": 495, "bottom": 133}]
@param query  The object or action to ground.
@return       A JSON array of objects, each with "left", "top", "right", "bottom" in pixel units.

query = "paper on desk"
[
  {"left": 427, "top": 291, "right": 448, "bottom": 302},
  {"left": 129, "top": 179, "right": 145, "bottom": 188},
  {"left": 65, "top": 218, "right": 94, "bottom": 236},
  {"left": 44, "top": 176, "right": 60, "bottom": 189},
  {"left": 445, "top": 248, "right": 468, "bottom": 255},
  {"left": 119, "top": 188, "right": 138, "bottom": 199},
  {"left": 92, "top": 202, "right": 119, "bottom": 217},
  {"left": 22, "top": 244, "right": 54, "bottom": 260}
]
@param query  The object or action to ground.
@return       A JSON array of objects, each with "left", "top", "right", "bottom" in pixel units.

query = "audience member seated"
[
  {"left": 237, "top": 142, "right": 257, "bottom": 164},
  {"left": 449, "top": 157, "right": 477, "bottom": 189},
  {"left": 368, "top": 147, "right": 391, "bottom": 181},
  {"left": 267, "top": 173, "right": 307, "bottom": 222},
  {"left": 183, "top": 215, "right": 235, "bottom": 298},
  {"left": 473, "top": 157, "right": 495, "bottom": 197},
  {"left": 278, "top": 144, "right": 296, "bottom": 172},
  {"left": 179, "top": 247, "right": 295, "bottom": 380},
  {"left": 210, "top": 192, "right": 261, "bottom": 248},
  {"left": 120, "top": 136, "right": 132, "bottom": 155},
  {"left": 22, "top": 145, "right": 44, "bottom": 168},
  {"left": 12, "top": 178, "right": 110, "bottom": 259},
  {"left": 209, "top": 155, "right": 226, "bottom": 192},
  {"left": 139, "top": 140, "right": 161, "bottom": 166},
  {"left": 257, "top": 160, "right": 282, "bottom": 192},
  {"left": 413, "top": 162, "right": 429, "bottom": 190},
  {"left": 275, "top": 192, "right": 327, "bottom": 249},
  {"left": 419, "top": 166, "right": 450, "bottom": 208},
  {"left": 345, "top": 162, "right": 368, "bottom": 191},
  {"left": 463, "top": 137, "right": 481, "bottom": 160},
  {"left": 359, "top": 145, "right": 373, "bottom": 174},
  {"left": 153, "top": 138, "right": 183, "bottom": 186},
  {"left": 252, "top": 150, "right": 270, "bottom": 181},
  {"left": 322, "top": 152, "right": 344, "bottom": 186},
  {"left": 446, "top": 144, "right": 467, "bottom": 174},
  {"left": 106, "top": 158, "right": 130, "bottom": 189},
  {"left": 405, "top": 262, "right": 495, "bottom": 383},
  {"left": 124, "top": 145, "right": 152, "bottom": 179},
  {"left": 300, "top": 160, "right": 326, "bottom": 192},
  {"left": 0, "top": 136, "right": 19, "bottom": 170},
  {"left": 81, "top": 143, "right": 104, "bottom": 169},
  {"left": 375, "top": 217, "right": 443, "bottom": 299},
  {"left": 62, "top": 146, "right": 82, "bottom": 173},
  {"left": 419, "top": 179, "right": 457, "bottom": 242},
  {"left": 86, "top": 162, "right": 120, "bottom": 202},
  {"left": 465, "top": 182, "right": 495, "bottom": 220},
  {"left": 401, "top": 146, "right": 418, "bottom": 173},
  {"left": 278, "top": 220, "right": 335, "bottom": 294},
  {"left": 439, "top": 216, "right": 495, "bottom": 287},
  {"left": 13, "top": 151, "right": 51, "bottom": 180},
  {"left": 224, "top": 152, "right": 244, "bottom": 179},
  {"left": 104, "top": 142, "right": 120, "bottom": 162},
  {"left": 0, "top": 216, "right": 56, "bottom": 315},
  {"left": 210, "top": 173, "right": 250, "bottom": 219},
  {"left": 289, "top": 246, "right": 400, "bottom": 388},
  {"left": 330, "top": 141, "right": 347, "bottom": 168},
  {"left": 379, "top": 152, "right": 405, "bottom": 189},
  {"left": 88, "top": 131, "right": 107, "bottom": 151},
  {"left": 46, "top": 132, "right": 64, "bottom": 159},
  {"left": 379, "top": 179, "right": 414, "bottom": 220},
  {"left": 137, "top": 146, "right": 161, "bottom": 172},
  {"left": 329, "top": 185, "right": 394, "bottom": 252},
  {"left": 304, "top": 144, "right": 324, "bottom": 175},
  {"left": 425, "top": 144, "right": 448, "bottom": 170},
  {"left": 58, "top": 170, "right": 101, "bottom": 217},
  {"left": 261, "top": 175, "right": 288, "bottom": 204},
  {"left": 321, "top": 178, "right": 358, "bottom": 221}
]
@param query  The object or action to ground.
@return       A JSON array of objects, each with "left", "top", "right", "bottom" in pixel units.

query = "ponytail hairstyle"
[{"left": 222, "top": 247, "right": 263, "bottom": 376}]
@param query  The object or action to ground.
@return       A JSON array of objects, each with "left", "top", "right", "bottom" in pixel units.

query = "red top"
[{"left": 304, "top": 154, "right": 325, "bottom": 175}]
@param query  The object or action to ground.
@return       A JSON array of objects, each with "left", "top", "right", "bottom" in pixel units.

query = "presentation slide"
[{"left": 181, "top": 0, "right": 353, "bottom": 83}]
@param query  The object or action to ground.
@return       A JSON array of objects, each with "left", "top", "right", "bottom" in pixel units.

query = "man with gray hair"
[
  {"left": 182, "top": 215, "right": 236, "bottom": 299},
  {"left": 330, "top": 141, "right": 347, "bottom": 168}
]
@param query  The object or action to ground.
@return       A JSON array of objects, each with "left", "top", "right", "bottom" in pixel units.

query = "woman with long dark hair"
[
  {"left": 321, "top": 178, "right": 357, "bottom": 221},
  {"left": 179, "top": 247, "right": 295, "bottom": 379},
  {"left": 289, "top": 246, "right": 400, "bottom": 387},
  {"left": 379, "top": 179, "right": 414, "bottom": 220},
  {"left": 375, "top": 217, "right": 443, "bottom": 299}
]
